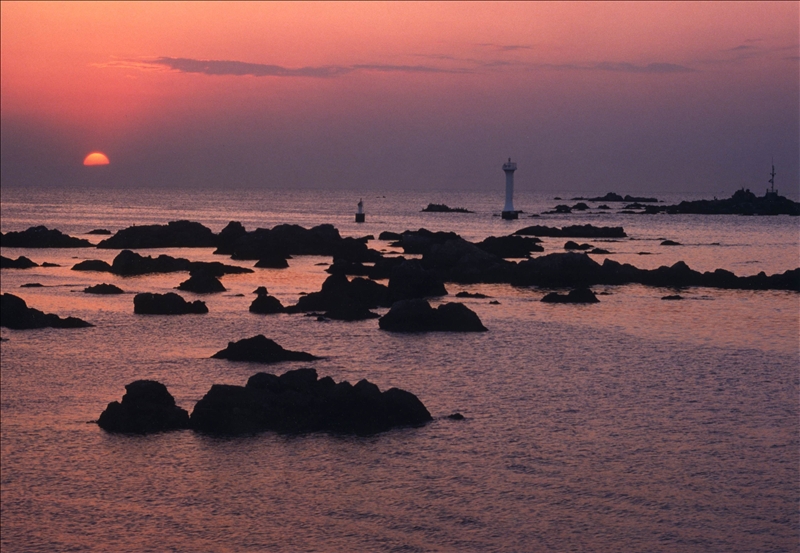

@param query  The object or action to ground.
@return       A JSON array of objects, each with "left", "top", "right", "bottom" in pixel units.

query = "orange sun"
[{"left": 83, "top": 152, "right": 110, "bottom": 166}]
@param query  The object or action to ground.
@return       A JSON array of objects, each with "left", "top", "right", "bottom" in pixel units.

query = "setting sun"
[{"left": 83, "top": 152, "right": 110, "bottom": 166}]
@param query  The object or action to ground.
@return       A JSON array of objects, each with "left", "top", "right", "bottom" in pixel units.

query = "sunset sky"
[{"left": 1, "top": 2, "right": 798, "bottom": 194}]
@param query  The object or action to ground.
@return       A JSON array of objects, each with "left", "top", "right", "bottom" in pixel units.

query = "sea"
[{"left": 1, "top": 186, "right": 798, "bottom": 553}]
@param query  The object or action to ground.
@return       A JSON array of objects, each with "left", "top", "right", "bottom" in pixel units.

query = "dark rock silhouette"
[
  {"left": 133, "top": 292, "right": 208, "bottom": 315},
  {"left": 190, "top": 368, "right": 432, "bottom": 435},
  {"left": 388, "top": 259, "right": 448, "bottom": 301},
  {"left": 41, "top": 262, "right": 60, "bottom": 267},
  {"left": 87, "top": 229, "right": 112, "bottom": 235},
  {"left": 367, "top": 256, "right": 407, "bottom": 280},
  {"left": 254, "top": 255, "right": 290, "bottom": 269},
  {"left": 72, "top": 259, "right": 113, "bottom": 272},
  {"left": 589, "top": 248, "right": 611, "bottom": 255},
  {"left": 211, "top": 335, "right": 319, "bottom": 363},
  {"left": 97, "top": 380, "right": 190, "bottom": 434},
  {"left": 572, "top": 192, "right": 659, "bottom": 203},
  {"left": 177, "top": 270, "right": 226, "bottom": 293},
  {"left": 475, "top": 236, "right": 543, "bottom": 258},
  {"left": 514, "top": 224, "right": 627, "bottom": 238},
  {"left": 643, "top": 189, "right": 800, "bottom": 216},
  {"left": 514, "top": 252, "right": 605, "bottom": 287},
  {"left": 378, "top": 299, "right": 487, "bottom": 332},
  {"left": 1, "top": 255, "right": 38, "bottom": 269},
  {"left": 84, "top": 283, "right": 124, "bottom": 294},
  {"left": 572, "top": 202, "right": 590, "bottom": 211},
  {"left": 215, "top": 223, "right": 368, "bottom": 260},
  {"left": 249, "top": 288, "right": 285, "bottom": 314},
  {"left": 541, "top": 288, "right": 600, "bottom": 303},
  {"left": 326, "top": 258, "right": 371, "bottom": 276},
  {"left": 564, "top": 241, "right": 593, "bottom": 251},
  {"left": 447, "top": 413, "right": 465, "bottom": 420},
  {"left": 421, "top": 203, "right": 474, "bottom": 213},
  {"left": 389, "top": 228, "right": 462, "bottom": 255},
  {"left": 20, "top": 283, "right": 44, "bottom": 288},
  {"left": 661, "top": 240, "right": 681, "bottom": 246},
  {"left": 288, "top": 273, "right": 390, "bottom": 316},
  {"left": 1, "top": 294, "right": 93, "bottom": 329},
  {"left": 422, "top": 239, "right": 512, "bottom": 284},
  {"left": 455, "top": 291, "right": 490, "bottom": 298},
  {"left": 1, "top": 226, "right": 92, "bottom": 248},
  {"left": 97, "top": 220, "right": 218, "bottom": 249},
  {"left": 110, "top": 250, "right": 252, "bottom": 276},
  {"left": 662, "top": 294, "right": 684, "bottom": 300}
]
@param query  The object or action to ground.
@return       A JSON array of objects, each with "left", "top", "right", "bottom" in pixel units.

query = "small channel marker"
[
  {"left": 502, "top": 158, "right": 518, "bottom": 220},
  {"left": 355, "top": 198, "right": 365, "bottom": 223}
]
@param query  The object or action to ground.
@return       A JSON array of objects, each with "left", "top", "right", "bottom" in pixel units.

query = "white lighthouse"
[{"left": 502, "top": 158, "right": 518, "bottom": 220}]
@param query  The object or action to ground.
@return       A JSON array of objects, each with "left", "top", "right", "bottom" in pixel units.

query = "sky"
[{"left": 1, "top": 1, "right": 798, "bottom": 195}]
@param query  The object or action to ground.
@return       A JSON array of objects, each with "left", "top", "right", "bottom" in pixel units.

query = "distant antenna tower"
[
  {"left": 502, "top": 158, "right": 518, "bottom": 220},
  {"left": 767, "top": 159, "right": 777, "bottom": 196}
]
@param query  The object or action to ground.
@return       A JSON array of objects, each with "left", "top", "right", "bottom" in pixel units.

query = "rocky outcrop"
[
  {"left": 97, "top": 220, "right": 218, "bottom": 249},
  {"left": 388, "top": 259, "right": 448, "bottom": 301},
  {"left": 83, "top": 283, "right": 124, "bottom": 294},
  {"left": 475, "top": 236, "right": 543, "bottom": 258},
  {"left": 572, "top": 192, "right": 659, "bottom": 203},
  {"left": 287, "top": 273, "right": 389, "bottom": 318},
  {"left": 87, "top": 229, "right": 112, "bottom": 235},
  {"left": 421, "top": 203, "right": 473, "bottom": 213},
  {"left": 0, "top": 226, "right": 92, "bottom": 248},
  {"left": 421, "top": 239, "right": 512, "bottom": 284},
  {"left": 387, "top": 228, "right": 462, "bottom": 255},
  {"left": 1, "top": 293, "right": 93, "bottom": 329},
  {"left": 564, "top": 241, "right": 593, "bottom": 251},
  {"left": 514, "top": 224, "right": 627, "bottom": 238},
  {"left": 190, "top": 368, "right": 432, "bottom": 435},
  {"left": 177, "top": 270, "right": 226, "bottom": 293},
  {"left": 215, "top": 223, "right": 371, "bottom": 260},
  {"left": 211, "top": 335, "right": 319, "bottom": 363},
  {"left": 541, "top": 288, "right": 600, "bottom": 303},
  {"left": 249, "top": 288, "right": 285, "bottom": 314},
  {"left": 254, "top": 255, "right": 290, "bottom": 269},
  {"left": 133, "top": 292, "right": 208, "bottom": 314},
  {"left": 378, "top": 299, "right": 487, "bottom": 332},
  {"left": 1, "top": 255, "right": 38, "bottom": 269},
  {"left": 72, "top": 259, "right": 113, "bottom": 272},
  {"left": 661, "top": 240, "right": 681, "bottom": 246},
  {"left": 110, "top": 250, "right": 252, "bottom": 276},
  {"left": 455, "top": 291, "right": 490, "bottom": 298},
  {"left": 643, "top": 189, "right": 800, "bottom": 216},
  {"left": 97, "top": 380, "right": 190, "bottom": 433}
]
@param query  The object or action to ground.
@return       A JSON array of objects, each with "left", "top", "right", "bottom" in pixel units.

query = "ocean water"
[{"left": 1, "top": 186, "right": 798, "bottom": 552}]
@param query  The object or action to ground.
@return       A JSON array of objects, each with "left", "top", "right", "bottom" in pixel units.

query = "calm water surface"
[{"left": 1, "top": 187, "right": 798, "bottom": 552}]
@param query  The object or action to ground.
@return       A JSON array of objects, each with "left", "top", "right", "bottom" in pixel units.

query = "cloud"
[
  {"left": 477, "top": 43, "right": 533, "bottom": 52},
  {"left": 537, "top": 61, "right": 696, "bottom": 74}
]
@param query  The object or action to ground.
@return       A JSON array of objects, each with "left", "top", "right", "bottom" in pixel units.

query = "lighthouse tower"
[{"left": 502, "top": 158, "right": 518, "bottom": 220}]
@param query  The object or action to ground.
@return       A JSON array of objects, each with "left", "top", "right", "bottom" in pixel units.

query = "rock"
[
  {"left": 378, "top": 299, "right": 487, "bottom": 332},
  {"left": 514, "top": 225, "right": 627, "bottom": 238},
  {"left": 572, "top": 202, "right": 590, "bottom": 211},
  {"left": 1, "top": 293, "right": 93, "bottom": 329},
  {"left": 177, "top": 270, "right": 226, "bottom": 293},
  {"left": 661, "top": 294, "right": 683, "bottom": 300},
  {"left": 211, "top": 335, "right": 319, "bottom": 363},
  {"left": 87, "top": 229, "right": 112, "bottom": 235},
  {"left": 110, "top": 250, "right": 252, "bottom": 276},
  {"left": 41, "top": 262, "right": 60, "bottom": 267},
  {"left": 254, "top": 255, "right": 290, "bottom": 269},
  {"left": 571, "top": 192, "right": 659, "bottom": 203},
  {"left": 541, "top": 288, "right": 600, "bottom": 303},
  {"left": 84, "top": 283, "right": 124, "bottom": 294},
  {"left": 378, "top": 231, "right": 403, "bottom": 241},
  {"left": 514, "top": 252, "right": 604, "bottom": 287},
  {"left": 455, "top": 291, "right": 490, "bottom": 298},
  {"left": 643, "top": 189, "right": 800, "bottom": 216},
  {"left": 97, "top": 380, "right": 190, "bottom": 434},
  {"left": 598, "top": 205, "right": 611, "bottom": 209},
  {"left": 447, "top": 413, "right": 465, "bottom": 420},
  {"left": 324, "top": 303, "right": 380, "bottom": 321},
  {"left": 20, "top": 283, "right": 44, "bottom": 288},
  {"left": 249, "top": 289, "right": 285, "bottom": 314},
  {"left": 564, "top": 241, "right": 593, "bottom": 251},
  {"left": 217, "top": 223, "right": 347, "bottom": 258},
  {"left": 475, "top": 236, "right": 543, "bottom": 258},
  {"left": 287, "top": 273, "right": 390, "bottom": 314},
  {"left": 326, "top": 258, "right": 371, "bottom": 276},
  {"left": 0, "top": 226, "right": 92, "bottom": 248},
  {"left": 589, "top": 248, "right": 611, "bottom": 254},
  {"left": 421, "top": 203, "right": 474, "bottom": 213},
  {"left": 367, "top": 256, "right": 407, "bottom": 280},
  {"left": 661, "top": 240, "right": 681, "bottom": 246},
  {"left": 189, "top": 368, "right": 432, "bottom": 435},
  {"left": 553, "top": 204, "right": 572, "bottom": 213},
  {"left": 390, "top": 228, "right": 462, "bottom": 255},
  {"left": 71, "top": 259, "right": 113, "bottom": 272},
  {"left": 1, "top": 255, "right": 38, "bottom": 269},
  {"left": 424, "top": 238, "right": 512, "bottom": 284},
  {"left": 97, "top": 220, "right": 218, "bottom": 249},
  {"left": 388, "top": 259, "right": 448, "bottom": 301},
  {"left": 133, "top": 292, "right": 208, "bottom": 314}
]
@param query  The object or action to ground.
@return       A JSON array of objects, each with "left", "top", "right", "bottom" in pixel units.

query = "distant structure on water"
[
  {"left": 766, "top": 160, "right": 778, "bottom": 199},
  {"left": 502, "top": 158, "right": 518, "bottom": 220},
  {"left": 355, "top": 198, "right": 365, "bottom": 223}
]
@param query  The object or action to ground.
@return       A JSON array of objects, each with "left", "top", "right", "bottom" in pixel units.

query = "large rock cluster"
[
  {"left": 1, "top": 294, "right": 93, "bottom": 329},
  {"left": 133, "top": 292, "right": 208, "bottom": 315},
  {"left": 1, "top": 226, "right": 92, "bottom": 248},
  {"left": 378, "top": 299, "right": 487, "bottom": 332},
  {"left": 97, "top": 380, "right": 190, "bottom": 433},
  {"left": 97, "top": 220, "right": 218, "bottom": 249}
]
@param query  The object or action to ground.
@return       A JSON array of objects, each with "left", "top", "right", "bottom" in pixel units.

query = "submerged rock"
[
  {"left": 84, "top": 283, "right": 125, "bottom": 294},
  {"left": 211, "top": 335, "right": 319, "bottom": 363},
  {"left": 190, "top": 368, "right": 432, "bottom": 435},
  {"left": 1, "top": 255, "right": 38, "bottom": 269},
  {"left": 1, "top": 226, "right": 92, "bottom": 248},
  {"left": 133, "top": 292, "right": 208, "bottom": 315},
  {"left": 378, "top": 299, "right": 487, "bottom": 332},
  {"left": 541, "top": 288, "right": 600, "bottom": 304},
  {"left": 1, "top": 293, "right": 93, "bottom": 329},
  {"left": 97, "top": 380, "right": 190, "bottom": 434}
]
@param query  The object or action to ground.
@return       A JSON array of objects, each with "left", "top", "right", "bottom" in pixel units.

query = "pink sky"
[{"left": 1, "top": 2, "right": 797, "bottom": 194}]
